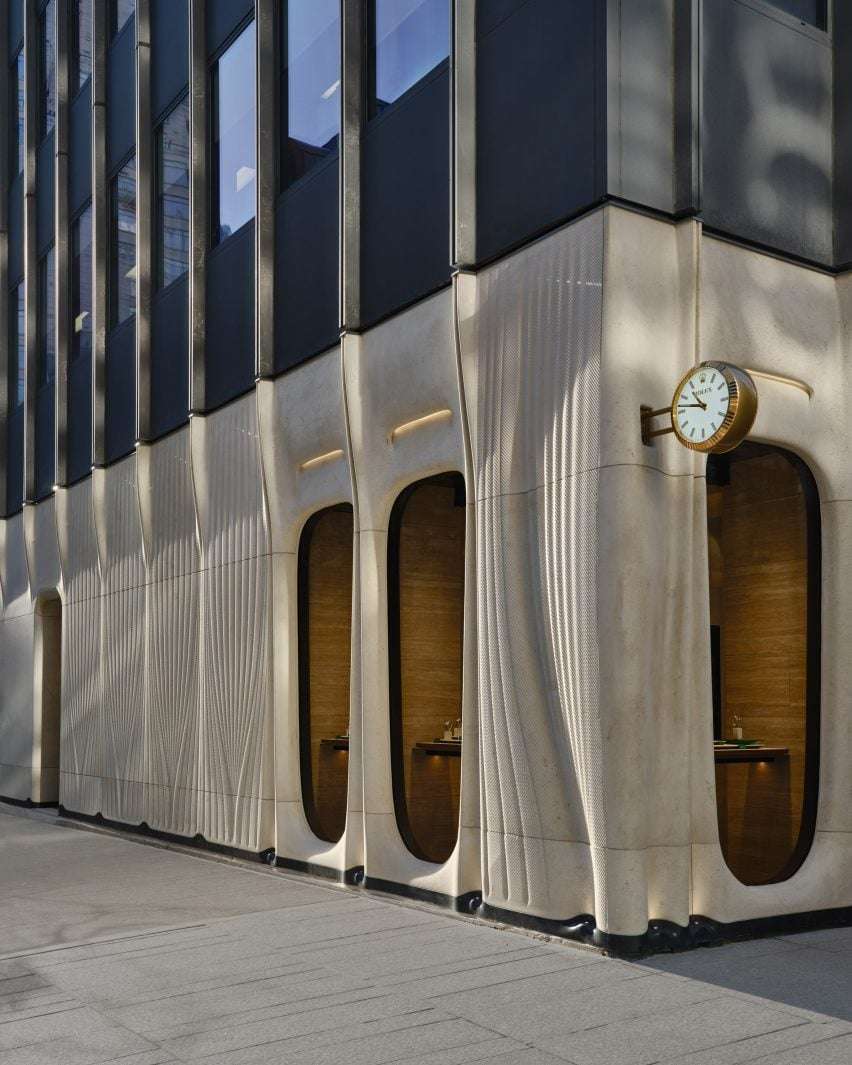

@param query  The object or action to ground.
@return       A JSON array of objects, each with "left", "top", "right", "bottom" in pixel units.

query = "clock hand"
[
  {"left": 690, "top": 387, "right": 707, "bottom": 410},
  {"left": 678, "top": 403, "right": 706, "bottom": 409}
]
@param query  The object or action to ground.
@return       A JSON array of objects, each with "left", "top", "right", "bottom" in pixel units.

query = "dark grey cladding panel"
[
  {"left": 8, "top": 0, "right": 23, "bottom": 51},
  {"left": 9, "top": 173, "right": 24, "bottom": 283},
  {"left": 5, "top": 409, "right": 24, "bottom": 517},
  {"left": 105, "top": 317, "right": 136, "bottom": 464},
  {"left": 34, "top": 382, "right": 55, "bottom": 501},
  {"left": 835, "top": 4, "right": 852, "bottom": 266},
  {"left": 207, "top": 0, "right": 253, "bottom": 57},
  {"left": 67, "top": 354, "right": 93, "bottom": 484},
  {"left": 475, "top": 0, "right": 600, "bottom": 264},
  {"left": 152, "top": 0, "right": 188, "bottom": 120},
  {"left": 274, "top": 155, "right": 339, "bottom": 374},
  {"left": 701, "top": 0, "right": 832, "bottom": 264},
  {"left": 205, "top": 220, "right": 255, "bottom": 411},
  {"left": 70, "top": 82, "right": 93, "bottom": 214},
  {"left": 37, "top": 134, "right": 55, "bottom": 255},
  {"left": 151, "top": 274, "right": 189, "bottom": 437},
  {"left": 360, "top": 64, "right": 451, "bottom": 328},
  {"left": 107, "top": 18, "right": 136, "bottom": 173}
]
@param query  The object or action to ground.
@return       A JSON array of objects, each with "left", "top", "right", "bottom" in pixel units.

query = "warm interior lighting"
[
  {"left": 390, "top": 408, "right": 453, "bottom": 442},
  {"left": 299, "top": 448, "right": 344, "bottom": 472},
  {"left": 744, "top": 368, "right": 812, "bottom": 398}
]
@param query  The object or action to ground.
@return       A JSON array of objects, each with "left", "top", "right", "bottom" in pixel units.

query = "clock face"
[{"left": 673, "top": 366, "right": 732, "bottom": 448}]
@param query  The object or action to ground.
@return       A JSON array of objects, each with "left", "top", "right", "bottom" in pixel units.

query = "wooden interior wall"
[
  {"left": 303, "top": 506, "right": 353, "bottom": 843},
  {"left": 708, "top": 449, "right": 808, "bottom": 884},
  {"left": 397, "top": 477, "right": 465, "bottom": 864}
]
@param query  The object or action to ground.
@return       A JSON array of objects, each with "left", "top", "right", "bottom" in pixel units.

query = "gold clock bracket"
[{"left": 640, "top": 405, "right": 674, "bottom": 446}]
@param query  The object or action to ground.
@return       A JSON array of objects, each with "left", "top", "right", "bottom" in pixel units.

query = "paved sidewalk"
[{"left": 0, "top": 804, "right": 850, "bottom": 1065}]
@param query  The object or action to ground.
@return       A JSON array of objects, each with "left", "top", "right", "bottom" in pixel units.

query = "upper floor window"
[
  {"left": 211, "top": 20, "right": 256, "bottom": 245},
  {"left": 11, "top": 49, "right": 24, "bottom": 176},
  {"left": 369, "top": 0, "right": 449, "bottom": 116},
  {"left": 109, "top": 156, "right": 136, "bottom": 327},
  {"left": 71, "top": 0, "right": 93, "bottom": 92},
  {"left": 282, "top": 0, "right": 340, "bottom": 188},
  {"left": 37, "top": 248, "right": 55, "bottom": 389},
  {"left": 156, "top": 96, "right": 190, "bottom": 289},
  {"left": 40, "top": 0, "right": 56, "bottom": 138},
  {"left": 110, "top": 0, "right": 135, "bottom": 38},
  {"left": 71, "top": 205, "right": 92, "bottom": 363},
  {"left": 10, "top": 282, "right": 25, "bottom": 410},
  {"left": 769, "top": 1, "right": 827, "bottom": 29}
]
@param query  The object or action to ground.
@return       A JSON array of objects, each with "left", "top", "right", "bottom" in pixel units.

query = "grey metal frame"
[
  {"left": 0, "top": 10, "right": 10, "bottom": 513},
  {"left": 188, "top": 0, "right": 206, "bottom": 412},
  {"left": 255, "top": 0, "right": 276, "bottom": 379},
  {"left": 135, "top": 0, "right": 152, "bottom": 440},
  {"left": 340, "top": 0, "right": 363, "bottom": 332},
  {"left": 55, "top": 0, "right": 70, "bottom": 485},
  {"left": 453, "top": 0, "right": 475, "bottom": 269},
  {"left": 23, "top": 0, "right": 39, "bottom": 502},
  {"left": 91, "top": 0, "right": 108, "bottom": 466}
]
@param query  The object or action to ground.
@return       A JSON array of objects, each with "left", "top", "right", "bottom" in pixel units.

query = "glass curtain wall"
[
  {"left": 11, "top": 48, "right": 25, "bottom": 176},
  {"left": 109, "top": 157, "right": 136, "bottom": 327},
  {"left": 40, "top": 0, "right": 56, "bottom": 138},
  {"left": 156, "top": 97, "right": 190, "bottom": 288},
  {"left": 71, "top": 206, "right": 93, "bottom": 362},
  {"left": 211, "top": 21, "right": 256, "bottom": 245},
  {"left": 369, "top": 0, "right": 449, "bottom": 115},
  {"left": 71, "top": 0, "right": 93, "bottom": 91},
  {"left": 281, "top": 0, "right": 340, "bottom": 187}
]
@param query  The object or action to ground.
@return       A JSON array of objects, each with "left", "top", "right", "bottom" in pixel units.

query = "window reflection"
[
  {"left": 10, "top": 282, "right": 25, "bottom": 409},
  {"left": 11, "top": 49, "right": 24, "bottom": 175},
  {"left": 72, "top": 0, "right": 93, "bottom": 91},
  {"left": 40, "top": 0, "right": 56, "bottom": 138},
  {"left": 769, "top": 1, "right": 826, "bottom": 28},
  {"left": 71, "top": 206, "right": 92, "bottom": 364},
  {"left": 282, "top": 0, "right": 340, "bottom": 188},
  {"left": 156, "top": 97, "right": 189, "bottom": 288},
  {"left": 37, "top": 249, "right": 55, "bottom": 389},
  {"left": 110, "top": 0, "right": 135, "bottom": 38},
  {"left": 109, "top": 157, "right": 136, "bottom": 327},
  {"left": 371, "top": 0, "right": 449, "bottom": 114},
  {"left": 211, "top": 21, "right": 256, "bottom": 245}
]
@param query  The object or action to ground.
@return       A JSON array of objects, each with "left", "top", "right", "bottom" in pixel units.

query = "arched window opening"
[
  {"left": 298, "top": 504, "right": 354, "bottom": 844},
  {"left": 35, "top": 592, "right": 62, "bottom": 805},
  {"left": 707, "top": 443, "right": 820, "bottom": 885},
  {"left": 388, "top": 472, "right": 466, "bottom": 864}
]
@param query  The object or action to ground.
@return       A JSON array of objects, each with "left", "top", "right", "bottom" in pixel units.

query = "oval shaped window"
[
  {"left": 298, "top": 504, "right": 354, "bottom": 844},
  {"left": 388, "top": 472, "right": 466, "bottom": 864},
  {"left": 707, "top": 443, "right": 820, "bottom": 884}
]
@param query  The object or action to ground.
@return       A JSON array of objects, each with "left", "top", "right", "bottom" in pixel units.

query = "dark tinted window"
[
  {"left": 10, "top": 282, "right": 25, "bottom": 409},
  {"left": 282, "top": 0, "right": 340, "bottom": 188},
  {"left": 109, "top": 157, "right": 136, "bottom": 327},
  {"left": 211, "top": 21, "right": 256, "bottom": 245},
  {"left": 71, "top": 205, "right": 92, "bottom": 363},
  {"left": 768, "top": 1, "right": 826, "bottom": 28},
  {"left": 156, "top": 97, "right": 189, "bottom": 288},
  {"left": 40, "top": 0, "right": 56, "bottom": 138},
  {"left": 37, "top": 248, "right": 55, "bottom": 389},
  {"left": 110, "top": 0, "right": 135, "bottom": 37},
  {"left": 72, "top": 0, "right": 93, "bottom": 91},
  {"left": 11, "top": 50, "right": 25, "bottom": 175},
  {"left": 370, "top": 0, "right": 449, "bottom": 114}
]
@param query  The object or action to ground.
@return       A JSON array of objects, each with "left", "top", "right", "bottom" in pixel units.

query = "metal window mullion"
[
  {"left": 255, "top": 0, "right": 276, "bottom": 379},
  {"left": 55, "top": 0, "right": 70, "bottom": 485},
  {"left": 0, "top": 17, "right": 10, "bottom": 515},
  {"left": 340, "top": 0, "right": 363, "bottom": 332},
  {"left": 23, "top": 0, "right": 39, "bottom": 503},
  {"left": 453, "top": 0, "right": 476, "bottom": 269},
  {"left": 136, "top": 0, "right": 152, "bottom": 440},
  {"left": 189, "top": 0, "right": 207, "bottom": 412},
  {"left": 91, "top": 0, "right": 108, "bottom": 466}
]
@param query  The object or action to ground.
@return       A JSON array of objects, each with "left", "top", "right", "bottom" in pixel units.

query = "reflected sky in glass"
[
  {"left": 12, "top": 283, "right": 25, "bottom": 408},
  {"left": 111, "top": 158, "right": 136, "bottom": 327},
  {"left": 38, "top": 248, "right": 55, "bottom": 389},
  {"left": 14, "top": 50, "right": 25, "bottom": 174},
  {"left": 74, "top": 0, "right": 93, "bottom": 90},
  {"left": 374, "top": 0, "right": 448, "bottom": 110},
  {"left": 287, "top": 0, "right": 339, "bottom": 148},
  {"left": 41, "top": 0, "right": 56, "bottom": 137},
  {"left": 213, "top": 21, "right": 256, "bottom": 244}
]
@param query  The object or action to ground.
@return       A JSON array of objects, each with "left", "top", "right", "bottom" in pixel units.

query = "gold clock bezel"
[{"left": 670, "top": 361, "right": 758, "bottom": 454}]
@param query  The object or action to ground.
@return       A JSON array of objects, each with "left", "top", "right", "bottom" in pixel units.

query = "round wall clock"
[{"left": 671, "top": 361, "right": 758, "bottom": 454}]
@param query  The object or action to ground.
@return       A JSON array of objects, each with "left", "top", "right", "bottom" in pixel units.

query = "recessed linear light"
[
  {"left": 299, "top": 448, "right": 344, "bottom": 472},
  {"left": 390, "top": 408, "right": 453, "bottom": 442},
  {"left": 321, "top": 79, "right": 340, "bottom": 100}
]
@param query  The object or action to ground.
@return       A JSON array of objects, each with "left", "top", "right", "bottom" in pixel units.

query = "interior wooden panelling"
[
  {"left": 708, "top": 449, "right": 808, "bottom": 884},
  {"left": 302, "top": 506, "right": 353, "bottom": 843},
  {"left": 396, "top": 477, "right": 465, "bottom": 864}
]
